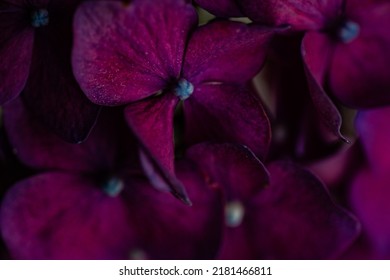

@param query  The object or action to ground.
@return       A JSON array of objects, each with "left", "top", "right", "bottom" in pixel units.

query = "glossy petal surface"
[{"left": 73, "top": 0, "right": 197, "bottom": 105}]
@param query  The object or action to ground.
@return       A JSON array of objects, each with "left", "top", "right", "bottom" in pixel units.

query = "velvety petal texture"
[
  {"left": 124, "top": 94, "right": 190, "bottom": 204},
  {"left": 350, "top": 168, "right": 390, "bottom": 258},
  {"left": 194, "top": 0, "right": 243, "bottom": 17},
  {"left": 187, "top": 144, "right": 359, "bottom": 259},
  {"left": 1, "top": 172, "right": 138, "bottom": 259},
  {"left": 302, "top": 32, "right": 346, "bottom": 141},
  {"left": 3, "top": 98, "right": 136, "bottom": 173},
  {"left": 0, "top": 6, "right": 33, "bottom": 104},
  {"left": 238, "top": 0, "right": 342, "bottom": 30},
  {"left": 247, "top": 161, "right": 360, "bottom": 259},
  {"left": 183, "top": 21, "right": 273, "bottom": 86},
  {"left": 329, "top": 2, "right": 390, "bottom": 108},
  {"left": 184, "top": 85, "right": 270, "bottom": 160},
  {"left": 73, "top": 0, "right": 198, "bottom": 105},
  {"left": 356, "top": 107, "right": 390, "bottom": 174},
  {"left": 126, "top": 161, "right": 223, "bottom": 259}
]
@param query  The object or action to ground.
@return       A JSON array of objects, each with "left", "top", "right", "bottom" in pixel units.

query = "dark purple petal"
[
  {"left": 124, "top": 94, "right": 190, "bottom": 204},
  {"left": 72, "top": 0, "right": 197, "bottom": 105},
  {"left": 238, "top": 0, "right": 342, "bottom": 31},
  {"left": 0, "top": 7, "right": 33, "bottom": 104},
  {"left": 186, "top": 143, "right": 269, "bottom": 202},
  {"left": 22, "top": 1, "right": 100, "bottom": 143},
  {"left": 350, "top": 168, "right": 390, "bottom": 258},
  {"left": 125, "top": 161, "right": 224, "bottom": 259},
  {"left": 355, "top": 107, "right": 390, "bottom": 173},
  {"left": 302, "top": 32, "right": 346, "bottom": 141},
  {"left": 183, "top": 20, "right": 273, "bottom": 85},
  {"left": 194, "top": 0, "right": 243, "bottom": 17},
  {"left": 4, "top": 98, "right": 136, "bottom": 173},
  {"left": 0, "top": 172, "right": 137, "bottom": 259},
  {"left": 246, "top": 161, "right": 360, "bottom": 259},
  {"left": 329, "top": 3, "right": 390, "bottom": 108},
  {"left": 184, "top": 84, "right": 271, "bottom": 160}
]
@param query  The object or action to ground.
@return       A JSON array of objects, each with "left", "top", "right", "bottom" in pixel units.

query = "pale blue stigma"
[
  {"left": 174, "top": 79, "right": 194, "bottom": 101},
  {"left": 225, "top": 201, "right": 245, "bottom": 228},
  {"left": 103, "top": 177, "right": 124, "bottom": 197},
  {"left": 31, "top": 9, "right": 49, "bottom": 28},
  {"left": 338, "top": 21, "right": 360, "bottom": 43}
]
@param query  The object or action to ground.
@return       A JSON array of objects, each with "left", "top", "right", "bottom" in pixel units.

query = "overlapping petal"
[
  {"left": 124, "top": 94, "right": 191, "bottom": 203},
  {"left": 329, "top": 3, "right": 390, "bottom": 108},
  {"left": 3, "top": 98, "right": 136, "bottom": 173},
  {"left": 0, "top": 172, "right": 138, "bottom": 259},
  {"left": 126, "top": 161, "right": 223, "bottom": 259},
  {"left": 183, "top": 20, "right": 273, "bottom": 86},
  {"left": 184, "top": 84, "right": 271, "bottom": 160},
  {"left": 0, "top": 7, "right": 33, "bottom": 104},
  {"left": 72, "top": 0, "right": 197, "bottom": 105},
  {"left": 247, "top": 161, "right": 360, "bottom": 259},
  {"left": 238, "top": 0, "right": 342, "bottom": 30},
  {"left": 302, "top": 32, "right": 346, "bottom": 141}
]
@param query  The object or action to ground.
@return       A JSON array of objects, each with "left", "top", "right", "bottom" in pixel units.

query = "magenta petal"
[
  {"left": 186, "top": 143, "right": 269, "bottom": 201},
  {"left": 302, "top": 32, "right": 346, "bottom": 141},
  {"left": 73, "top": 0, "right": 197, "bottom": 105},
  {"left": 350, "top": 168, "right": 390, "bottom": 257},
  {"left": 184, "top": 84, "right": 271, "bottom": 160},
  {"left": 238, "top": 0, "right": 342, "bottom": 30},
  {"left": 183, "top": 21, "right": 273, "bottom": 85},
  {"left": 247, "top": 161, "right": 360, "bottom": 259},
  {"left": 194, "top": 0, "right": 243, "bottom": 17},
  {"left": 124, "top": 94, "right": 190, "bottom": 203},
  {"left": 3, "top": 98, "right": 133, "bottom": 173},
  {"left": 126, "top": 161, "right": 224, "bottom": 259},
  {"left": 0, "top": 172, "right": 137, "bottom": 259},
  {"left": 0, "top": 10, "right": 33, "bottom": 104},
  {"left": 355, "top": 107, "right": 390, "bottom": 173},
  {"left": 329, "top": 3, "right": 390, "bottom": 108}
]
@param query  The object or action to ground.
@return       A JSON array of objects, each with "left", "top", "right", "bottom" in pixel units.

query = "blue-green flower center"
[
  {"left": 174, "top": 79, "right": 194, "bottom": 101},
  {"left": 103, "top": 177, "right": 124, "bottom": 197},
  {"left": 225, "top": 201, "right": 245, "bottom": 227},
  {"left": 31, "top": 9, "right": 49, "bottom": 28},
  {"left": 338, "top": 20, "right": 360, "bottom": 43}
]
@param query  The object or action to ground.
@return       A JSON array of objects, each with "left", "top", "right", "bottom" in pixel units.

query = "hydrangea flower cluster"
[{"left": 0, "top": 0, "right": 389, "bottom": 259}]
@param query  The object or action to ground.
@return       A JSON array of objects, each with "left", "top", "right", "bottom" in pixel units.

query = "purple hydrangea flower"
[
  {"left": 0, "top": 99, "right": 223, "bottom": 259},
  {"left": 187, "top": 143, "right": 360, "bottom": 259},
  {"left": 0, "top": 0, "right": 100, "bottom": 142},
  {"left": 72, "top": 0, "right": 274, "bottom": 202},
  {"left": 197, "top": 0, "right": 390, "bottom": 139}
]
